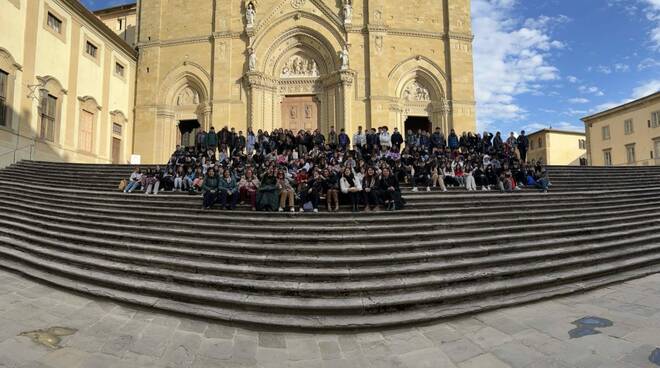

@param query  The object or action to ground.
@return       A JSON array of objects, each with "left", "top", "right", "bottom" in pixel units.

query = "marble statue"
[
  {"left": 343, "top": 1, "right": 352, "bottom": 24},
  {"left": 248, "top": 49, "right": 257, "bottom": 71},
  {"left": 246, "top": 3, "right": 256, "bottom": 27},
  {"left": 339, "top": 46, "right": 349, "bottom": 70}
]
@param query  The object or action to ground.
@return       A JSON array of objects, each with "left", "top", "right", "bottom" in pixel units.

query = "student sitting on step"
[
  {"left": 123, "top": 167, "right": 143, "bottom": 193},
  {"left": 201, "top": 168, "right": 220, "bottom": 210},
  {"left": 378, "top": 167, "right": 404, "bottom": 211},
  {"left": 218, "top": 169, "right": 239, "bottom": 210}
]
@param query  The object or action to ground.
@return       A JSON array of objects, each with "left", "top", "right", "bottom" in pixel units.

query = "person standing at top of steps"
[
  {"left": 517, "top": 130, "right": 529, "bottom": 163},
  {"left": 201, "top": 168, "right": 220, "bottom": 210},
  {"left": 206, "top": 127, "right": 219, "bottom": 155}
]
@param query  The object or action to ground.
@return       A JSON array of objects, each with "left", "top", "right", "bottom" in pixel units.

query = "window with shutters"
[
  {"left": 624, "top": 119, "right": 634, "bottom": 135},
  {"left": 626, "top": 144, "right": 636, "bottom": 164},
  {"left": 41, "top": 95, "right": 57, "bottom": 142},
  {"left": 652, "top": 111, "right": 660, "bottom": 128},
  {"left": 79, "top": 110, "right": 94, "bottom": 152},
  {"left": 602, "top": 125, "right": 610, "bottom": 140},
  {"left": 47, "top": 13, "right": 62, "bottom": 33},
  {"left": 85, "top": 41, "right": 98, "bottom": 58},
  {"left": 603, "top": 150, "right": 612, "bottom": 166}
]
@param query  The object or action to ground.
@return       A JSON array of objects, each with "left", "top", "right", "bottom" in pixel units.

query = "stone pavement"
[{"left": 1, "top": 269, "right": 660, "bottom": 368}]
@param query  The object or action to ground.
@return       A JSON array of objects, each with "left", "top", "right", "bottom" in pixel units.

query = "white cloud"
[
  {"left": 473, "top": 0, "right": 566, "bottom": 131},
  {"left": 638, "top": 57, "right": 660, "bottom": 70},
  {"left": 566, "top": 75, "right": 579, "bottom": 83},
  {"left": 642, "top": 0, "right": 660, "bottom": 49},
  {"left": 568, "top": 98, "right": 590, "bottom": 104},
  {"left": 594, "top": 79, "right": 660, "bottom": 111},
  {"left": 578, "top": 85, "right": 605, "bottom": 96}
]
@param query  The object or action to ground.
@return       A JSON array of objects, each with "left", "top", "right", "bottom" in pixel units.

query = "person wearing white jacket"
[
  {"left": 340, "top": 167, "right": 363, "bottom": 212},
  {"left": 379, "top": 127, "right": 392, "bottom": 150}
]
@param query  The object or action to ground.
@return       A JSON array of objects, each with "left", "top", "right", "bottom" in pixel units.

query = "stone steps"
[
  {"left": 2, "top": 160, "right": 660, "bottom": 329},
  {"left": 2, "top": 235, "right": 660, "bottom": 328}
]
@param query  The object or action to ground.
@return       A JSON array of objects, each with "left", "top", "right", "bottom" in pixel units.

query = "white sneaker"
[
  {"left": 482, "top": 187, "right": 487, "bottom": 191},
  {"left": 313, "top": 208, "right": 319, "bottom": 213},
  {"left": 278, "top": 207, "right": 284, "bottom": 212},
  {"left": 443, "top": 189, "right": 448, "bottom": 192},
  {"left": 290, "top": 207, "right": 295, "bottom": 212},
  {"left": 412, "top": 187, "right": 418, "bottom": 192},
  {"left": 426, "top": 187, "right": 431, "bottom": 192},
  {"left": 300, "top": 208, "right": 305, "bottom": 213}
]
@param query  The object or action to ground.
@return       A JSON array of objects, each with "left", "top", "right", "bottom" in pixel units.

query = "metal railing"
[{"left": 0, "top": 144, "right": 35, "bottom": 168}]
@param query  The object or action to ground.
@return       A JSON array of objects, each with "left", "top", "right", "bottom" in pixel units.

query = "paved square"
[{"left": 1, "top": 269, "right": 660, "bottom": 368}]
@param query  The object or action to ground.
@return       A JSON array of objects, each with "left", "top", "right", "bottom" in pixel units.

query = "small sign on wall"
[{"left": 130, "top": 155, "right": 141, "bottom": 165}]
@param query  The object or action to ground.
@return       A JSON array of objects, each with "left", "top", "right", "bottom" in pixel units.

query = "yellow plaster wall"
[{"left": 585, "top": 96, "right": 660, "bottom": 166}]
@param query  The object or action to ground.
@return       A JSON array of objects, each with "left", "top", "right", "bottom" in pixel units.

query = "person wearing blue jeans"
[{"left": 124, "top": 168, "right": 143, "bottom": 193}]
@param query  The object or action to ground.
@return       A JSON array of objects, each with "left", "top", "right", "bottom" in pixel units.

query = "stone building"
[
  {"left": 526, "top": 129, "right": 587, "bottom": 166},
  {"left": 132, "top": 0, "right": 476, "bottom": 163},
  {"left": 582, "top": 91, "right": 660, "bottom": 166},
  {"left": 94, "top": 3, "right": 138, "bottom": 48},
  {"left": 0, "top": 0, "right": 136, "bottom": 167}
]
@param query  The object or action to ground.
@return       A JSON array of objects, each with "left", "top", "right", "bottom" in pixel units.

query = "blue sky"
[{"left": 82, "top": 0, "right": 660, "bottom": 134}]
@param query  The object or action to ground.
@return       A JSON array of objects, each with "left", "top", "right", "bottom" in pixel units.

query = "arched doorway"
[
  {"left": 404, "top": 116, "right": 432, "bottom": 135},
  {"left": 246, "top": 28, "right": 353, "bottom": 134},
  {"left": 178, "top": 119, "right": 201, "bottom": 148}
]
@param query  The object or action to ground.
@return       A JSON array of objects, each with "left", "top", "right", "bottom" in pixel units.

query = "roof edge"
[
  {"left": 62, "top": 0, "right": 137, "bottom": 60},
  {"left": 581, "top": 91, "right": 660, "bottom": 122},
  {"left": 528, "top": 128, "right": 586, "bottom": 137}
]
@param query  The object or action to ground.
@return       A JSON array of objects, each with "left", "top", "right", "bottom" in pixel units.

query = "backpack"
[
  {"left": 302, "top": 201, "right": 314, "bottom": 212},
  {"left": 118, "top": 179, "right": 127, "bottom": 191}
]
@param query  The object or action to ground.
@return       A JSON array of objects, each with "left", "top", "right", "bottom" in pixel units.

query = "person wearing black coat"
[
  {"left": 378, "top": 167, "right": 404, "bottom": 210},
  {"left": 391, "top": 128, "right": 404, "bottom": 152},
  {"left": 517, "top": 130, "right": 529, "bottom": 163}
]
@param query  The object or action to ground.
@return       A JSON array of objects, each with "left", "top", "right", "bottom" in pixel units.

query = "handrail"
[{"left": 0, "top": 144, "right": 35, "bottom": 165}]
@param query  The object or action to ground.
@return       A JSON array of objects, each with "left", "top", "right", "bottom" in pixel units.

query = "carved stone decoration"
[
  {"left": 342, "top": 0, "right": 352, "bottom": 25},
  {"left": 176, "top": 87, "right": 200, "bottom": 106},
  {"left": 248, "top": 48, "right": 257, "bottom": 71},
  {"left": 246, "top": 2, "right": 256, "bottom": 28},
  {"left": 339, "top": 46, "right": 349, "bottom": 71},
  {"left": 403, "top": 80, "right": 430, "bottom": 101},
  {"left": 280, "top": 55, "right": 320, "bottom": 78},
  {"left": 375, "top": 35, "right": 383, "bottom": 54},
  {"left": 291, "top": 0, "right": 306, "bottom": 9}
]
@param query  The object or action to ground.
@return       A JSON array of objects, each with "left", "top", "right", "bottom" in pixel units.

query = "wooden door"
[
  {"left": 112, "top": 137, "right": 121, "bottom": 164},
  {"left": 281, "top": 96, "right": 318, "bottom": 132}
]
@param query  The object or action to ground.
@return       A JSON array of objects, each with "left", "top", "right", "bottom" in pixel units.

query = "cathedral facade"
[{"left": 134, "top": 0, "right": 476, "bottom": 163}]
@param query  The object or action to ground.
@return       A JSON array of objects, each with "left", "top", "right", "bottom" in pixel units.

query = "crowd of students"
[{"left": 121, "top": 125, "right": 551, "bottom": 212}]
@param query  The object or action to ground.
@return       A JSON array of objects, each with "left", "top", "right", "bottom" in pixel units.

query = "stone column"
[{"left": 338, "top": 70, "right": 355, "bottom": 133}]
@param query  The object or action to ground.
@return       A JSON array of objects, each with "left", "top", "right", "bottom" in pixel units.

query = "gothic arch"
[
  {"left": 254, "top": 18, "right": 344, "bottom": 74},
  {"left": 253, "top": 0, "right": 343, "bottom": 41},
  {"left": 159, "top": 62, "right": 211, "bottom": 106},
  {"left": 388, "top": 56, "right": 447, "bottom": 100},
  {"left": 263, "top": 29, "right": 339, "bottom": 77}
]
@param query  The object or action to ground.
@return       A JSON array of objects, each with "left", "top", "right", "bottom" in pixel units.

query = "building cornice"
[
  {"left": 582, "top": 91, "right": 660, "bottom": 122},
  {"left": 60, "top": 0, "right": 137, "bottom": 60}
]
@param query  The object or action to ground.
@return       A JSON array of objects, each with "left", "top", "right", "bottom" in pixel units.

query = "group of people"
[{"left": 121, "top": 125, "right": 550, "bottom": 212}]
